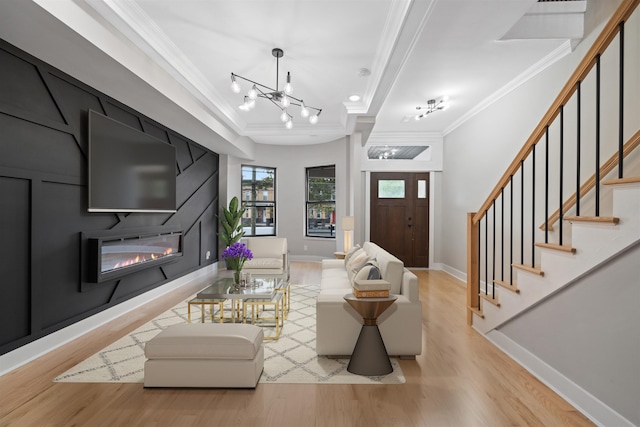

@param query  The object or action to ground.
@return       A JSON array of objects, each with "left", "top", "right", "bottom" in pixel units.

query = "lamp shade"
[{"left": 341, "top": 216, "right": 354, "bottom": 231}]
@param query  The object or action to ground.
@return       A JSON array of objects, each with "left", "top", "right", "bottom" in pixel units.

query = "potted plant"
[{"left": 218, "top": 196, "right": 246, "bottom": 267}]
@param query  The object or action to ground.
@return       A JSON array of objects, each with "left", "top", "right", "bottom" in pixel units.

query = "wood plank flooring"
[{"left": 0, "top": 262, "right": 594, "bottom": 426}]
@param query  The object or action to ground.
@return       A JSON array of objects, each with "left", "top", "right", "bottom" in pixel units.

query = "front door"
[{"left": 370, "top": 172, "right": 429, "bottom": 267}]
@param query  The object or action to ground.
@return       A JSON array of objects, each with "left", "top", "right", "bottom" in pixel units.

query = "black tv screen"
[{"left": 88, "top": 110, "right": 177, "bottom": 213}]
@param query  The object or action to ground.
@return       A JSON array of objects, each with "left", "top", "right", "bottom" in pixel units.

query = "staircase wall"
[{"left": 491, "top": 242, "right": 640, "bottom": 426}]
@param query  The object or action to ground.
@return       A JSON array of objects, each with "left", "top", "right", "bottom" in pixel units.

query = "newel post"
[{"left": 467, "top": 212, "right": 479, "bottom": 325}]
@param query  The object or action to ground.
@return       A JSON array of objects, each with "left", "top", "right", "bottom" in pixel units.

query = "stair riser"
[{"left": 473, "top": 186, "right": 640, "bottom": 333}]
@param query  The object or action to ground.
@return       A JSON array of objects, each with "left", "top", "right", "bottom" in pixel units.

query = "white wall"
[
  {"left": 228, "top": 138, "right": 350, "bottom": 260},
  {"left": 497, "top": 242, "right": 640, "bottom": 426}
]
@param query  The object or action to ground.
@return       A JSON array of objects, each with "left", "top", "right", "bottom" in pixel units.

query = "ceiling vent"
[{"left": 367, "top": 146, "right": 429, "bottom": 160}]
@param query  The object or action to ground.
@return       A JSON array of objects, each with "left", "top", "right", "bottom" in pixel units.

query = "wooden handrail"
[
  {"left": 472, "top": 0, "right": 640, "bottom": 225},
  {"left": 541, "top": 129, "right": 640, "bottom": 230}
]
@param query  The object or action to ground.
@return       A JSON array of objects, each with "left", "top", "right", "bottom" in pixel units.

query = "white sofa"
[
  {"left": 316, "top": 242, "right": 422, "bottom": 358},
  {"left": 241, "top": 237, "right": 289, "bottom": 279}
]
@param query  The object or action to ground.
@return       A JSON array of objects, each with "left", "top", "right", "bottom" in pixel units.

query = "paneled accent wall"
[{"left": 0, "top": 39, "right": 219, "bottom": 356}]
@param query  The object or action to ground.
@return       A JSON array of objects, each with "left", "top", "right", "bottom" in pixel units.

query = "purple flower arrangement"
[{"left": 221, "top": 242, "right": 253, "bottom": 273}]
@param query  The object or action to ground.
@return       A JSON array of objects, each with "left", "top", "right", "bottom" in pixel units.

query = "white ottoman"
[{"left": 144, "top": 323, "right": 264, "bottom": 388}]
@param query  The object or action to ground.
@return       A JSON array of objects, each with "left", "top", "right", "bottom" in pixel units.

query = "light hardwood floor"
[{"left": 0, "top": 262, "right": 594, "bottom": 426}]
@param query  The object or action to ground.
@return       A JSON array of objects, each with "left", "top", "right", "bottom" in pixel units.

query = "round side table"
[{"left": 343, "top": 294, "right": 397, "bottom": 376}]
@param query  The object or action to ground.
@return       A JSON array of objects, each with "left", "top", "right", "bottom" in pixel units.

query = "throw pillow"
[
  {"left": 354, "top": 261, "right": 382, "bottom": 282},
  {"left": 347, "top": 252, "right": 372, "bottom": 282},
  {"left": 345, "top": 248, "right": 365, "bottom": 270},
  {"left": 343, "top": 244, "right": 361, "bottom": 266}
]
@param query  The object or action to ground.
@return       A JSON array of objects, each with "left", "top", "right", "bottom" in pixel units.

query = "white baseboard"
[
  {"left": 485, "top": 329, "right": 635, "bottom": 427},
  {"left": 440, "top": 263, "right": 467, "bottom": 284},
  {"left": 0, "top": 263, "right": 217, "bottom": 376},
  {"left": 289, "top": 254, "right": 325, "bottom": 262}
]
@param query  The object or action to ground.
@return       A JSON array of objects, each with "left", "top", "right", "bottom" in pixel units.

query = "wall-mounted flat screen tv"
[{"left": 88, "top": 110, "right": 177, "bottom": 213}]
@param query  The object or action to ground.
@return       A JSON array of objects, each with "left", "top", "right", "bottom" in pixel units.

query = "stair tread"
[
  {"left": 467, "top": 306, "right": 484, "bottom": 319},
  {"left": 479, "top": 293, "right": 500, "bottom": 307},
  {"left": 494, "top": 280, "right": 521, "bottom": 293},
  {"left": 535, "top": 242, "right": 577, "bottom": 253},
  {"left": 512, "top": 263, "right": 544, "bottom": 276},
  {"left": 564, "top": 216, "right": 620, "bottom": 225},
  {"left": 602, "top": 176, "right": 640, "bottom": 185}
]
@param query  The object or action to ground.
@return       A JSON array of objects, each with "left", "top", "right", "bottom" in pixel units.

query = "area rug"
[{"left": 54, "top": 283, "right": 405, "bottom": 384}]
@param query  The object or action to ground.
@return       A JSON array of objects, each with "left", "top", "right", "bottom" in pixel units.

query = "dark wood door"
[{"left": 370, "top": 172, "right": 429, "bottom": 267}]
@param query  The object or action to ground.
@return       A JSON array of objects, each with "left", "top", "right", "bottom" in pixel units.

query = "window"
[
  {"left": 241, "top": 165, "right": 276, "bottom": 236},
  {"left": 306, "top": 165, "right": 335, "bottom": 238},
  {"left": 378, "top": 179, "right": 405, "bottom": 198}
]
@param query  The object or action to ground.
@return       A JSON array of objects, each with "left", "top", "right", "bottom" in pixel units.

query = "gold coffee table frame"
[
  {"left": 243, "top": 292, "right": 284, "bottom": 340},
  {"left": 187, "top": 298, "right": 226, "bottom": 323},
  {"left": 276, "top": 280, "right": 290, "bottom": 319}
]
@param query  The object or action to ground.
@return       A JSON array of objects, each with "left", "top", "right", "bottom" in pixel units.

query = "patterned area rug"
[{"left": 54, "top": 283, "right": 405, "bottom": 384}]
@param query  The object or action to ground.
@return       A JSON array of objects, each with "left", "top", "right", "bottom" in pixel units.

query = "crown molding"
[{"left": 443, "top": 39, "right": 572, "bottom": 136}]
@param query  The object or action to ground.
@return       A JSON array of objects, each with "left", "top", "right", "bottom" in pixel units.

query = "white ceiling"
[{"left": 24, "top": 0, "right": 587, "bottom": 149}]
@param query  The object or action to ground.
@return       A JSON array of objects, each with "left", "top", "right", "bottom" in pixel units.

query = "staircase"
[
  {"left": 466, "top": 0, "right": 640, "bottom": 330},
  {"left": 464, "top": 4, "right": 639, "bottom": 422},
  {"left": 472, "top": 179, "right": 640, "bottom": 333}
]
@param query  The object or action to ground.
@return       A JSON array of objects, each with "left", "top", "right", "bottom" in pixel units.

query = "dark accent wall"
[{"left": 0, "top": 39, "right": 219, "bottom": 356}]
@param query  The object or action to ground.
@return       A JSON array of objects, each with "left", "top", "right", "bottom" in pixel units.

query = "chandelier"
[
  {"left": 230, "top": 48, "right": 322, "bottom": 129},
  {"left": 415, "top": 96, "right": 449, "bottom": 120}
]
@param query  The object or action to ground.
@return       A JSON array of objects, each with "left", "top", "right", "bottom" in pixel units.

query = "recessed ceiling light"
[{"left": 349, "top": 95, "right": 361, "bottom": 102}]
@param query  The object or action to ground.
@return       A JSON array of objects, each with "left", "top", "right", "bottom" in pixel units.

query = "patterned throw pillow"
[{"left": 354, "top": 261, "right": 382, "bottom": 282}]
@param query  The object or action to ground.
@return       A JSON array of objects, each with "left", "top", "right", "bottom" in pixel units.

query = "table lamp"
[{"left": 342, "top": 216, "right": 354, "bottom": 252}]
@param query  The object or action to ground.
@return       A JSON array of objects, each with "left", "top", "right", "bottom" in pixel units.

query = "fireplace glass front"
[{"left": 87, "top": 231, "right": 183, "bottom": 282}]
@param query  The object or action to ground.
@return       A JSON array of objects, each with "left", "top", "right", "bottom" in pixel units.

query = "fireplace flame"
[{"left": 110, "top": 247, "right": 175, "bottom": 271}]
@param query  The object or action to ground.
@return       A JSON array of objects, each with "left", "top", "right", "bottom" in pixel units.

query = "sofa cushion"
[
  {"left": 322, "top": 259, "right": 345, "bottom": 270},
  {"left": 144, "top": 323, "right": 263, "bottom": 360},
  {"left": 243, "top": 257, "right": 282, "bottom": 269},
  {"left": 246, "top": 237, "right": 287, "bottom": 258}
]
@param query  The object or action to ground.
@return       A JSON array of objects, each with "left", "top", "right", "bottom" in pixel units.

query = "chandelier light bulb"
[
  {"left": 239, "top": 96, "right": 250, "bottom": 111},
  {"left": 248, "top": 85, "right": 258, "bottom": 100},
  {"left": 247, "top": 98, "right": 256, "bottom": 109},
  {"left": 300, "top": 101, "right": 310, "bottom": 118},
  {"left": 280, "top": 109, "right": 289, "bottom": 122},
  {"left": 309, "top": 109, "right": 321, "bottom": 124},
  {"left": 285, "top": 119, "right": 293, "bottom": 129},
  {"left": 281, "top": 94, "right": 290, "bottom": 108},
  {"left": 230, "top": 74, "right": 241, "bottom": 93},
  {"left": 284, "top": 72, "right": 293, "bottom": 95}
]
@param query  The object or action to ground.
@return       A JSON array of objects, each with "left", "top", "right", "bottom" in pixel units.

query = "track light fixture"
[
  {"left": 415, "top": 96, "right": 449, "bottom": 120},
  {"left": 230, "top": 48, "right": 322, "bottom": 129}
]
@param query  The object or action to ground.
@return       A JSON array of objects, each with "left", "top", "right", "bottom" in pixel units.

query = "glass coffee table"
[
  {"left": 191, "top": 276, "right": 287, "bottom": 339},
  {"left": 195, "top": 276, "right": 276, "bottom": 320}
]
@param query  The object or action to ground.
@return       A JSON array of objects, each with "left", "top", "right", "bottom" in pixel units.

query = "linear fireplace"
[{"left": 85, "top": 228, "right": 183, "bottom": 283}]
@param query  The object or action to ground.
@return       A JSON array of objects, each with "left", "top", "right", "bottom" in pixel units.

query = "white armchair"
[{"left": 242, "top": 237, "right": 289, "bottom": 280}]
